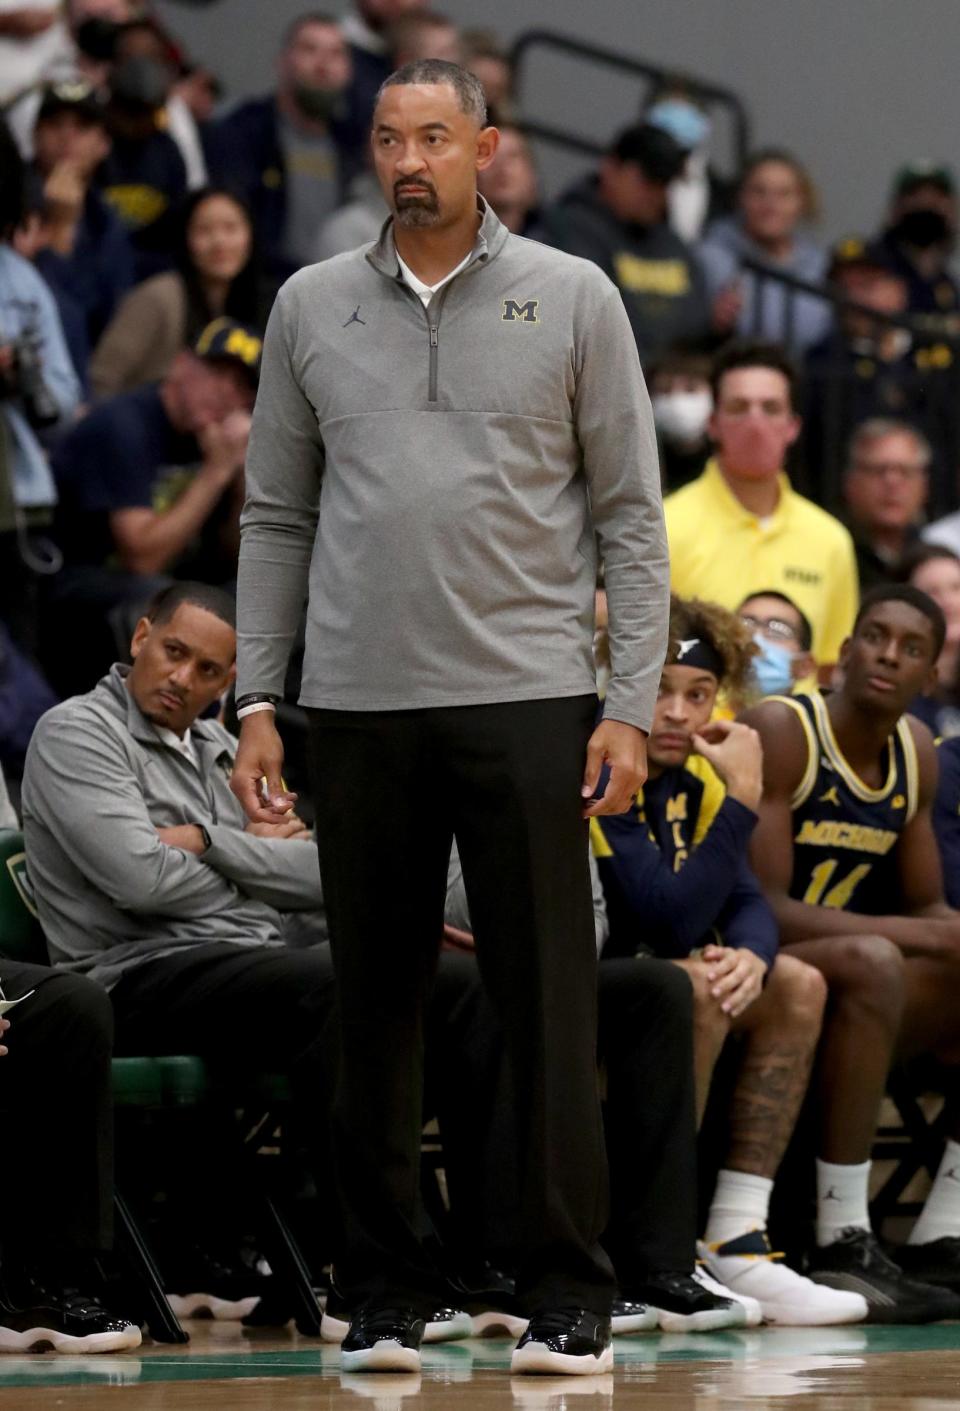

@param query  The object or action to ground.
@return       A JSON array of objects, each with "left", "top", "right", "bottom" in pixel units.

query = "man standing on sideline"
[{"left": 230, "top": 60, "right": 668, "bottom": 1377}]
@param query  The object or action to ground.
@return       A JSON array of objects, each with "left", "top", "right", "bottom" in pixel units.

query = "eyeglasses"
[
  {"left": 850, "top": 460, "right": 925, "bottom": 480},
  {"left": 740, "top": 614, "right": 800, "bottom": 645}
]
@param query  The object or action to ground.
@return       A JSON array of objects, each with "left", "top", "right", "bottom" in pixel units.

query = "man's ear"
[
  {"left": 129, "top": 616, "right": 152, "bottom": 660},
  {"left": 838, "top": 636, "right": 852, "bottom": 671},
  {"left": 476, "top": 124, "right": 499, "bottom": 173}
]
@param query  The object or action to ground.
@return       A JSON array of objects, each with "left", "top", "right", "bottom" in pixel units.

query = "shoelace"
[
  {"left": 355, "top": 1306, "right": 423, "bottom": 1335},
  {"left": 832, "top": 1227, "right": 901, "bottom": 1276},
  {"left": 652, "top": 1271, "right": 714, "bottom": 1298},
  {"left": 526, "top": 1308, "right": 593, "bottom": 1337}
]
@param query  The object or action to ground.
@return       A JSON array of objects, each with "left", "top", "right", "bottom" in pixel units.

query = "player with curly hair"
[{"left": 592, "top": 594, "right": 869, "bottom": 1326}]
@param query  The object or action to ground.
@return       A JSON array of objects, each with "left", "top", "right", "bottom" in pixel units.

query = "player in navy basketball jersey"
[
  {"left": 747, "top": 584, "right": 960, "bottom": 1321},
  {"left": 594, "top": 596, "right": 866, "bottom": 1326}
]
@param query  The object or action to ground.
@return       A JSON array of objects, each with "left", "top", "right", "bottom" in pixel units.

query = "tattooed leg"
[{"left": 726, "top": 955, "right": 827, "bottom": 1177}]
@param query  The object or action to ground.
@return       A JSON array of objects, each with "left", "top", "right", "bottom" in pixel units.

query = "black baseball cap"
[
  {"left": 194, "top": 319, "right": 262, "bottom": 386},
  {"left": 892, "top": 161, "right": 955, "bottom": 198},
  {"left": 610, "top": 122, "right": 687, "bottom": 184},
  {"left": 36, "top": 81, "right": 108, "bottom": 128},
  {"left": 829, "top": 235, "right": 901, "bottom": 278}
]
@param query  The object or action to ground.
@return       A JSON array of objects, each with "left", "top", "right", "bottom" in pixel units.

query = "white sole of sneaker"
[
  {"left": 0, "top": 1325, "right": 143, "bottom": 1354},
  {"left": 651, "top": 1304, "right": 747, "bottom": 1333},
  {"left": 322, "top": 1311, "right": 472, "bottom": 1344},
  {"left": 167, "top": 1293, "right": 261, "bottom": 1322},
  {"left": 511, "top": 1343, "right": 614, "bottom": 1376},
  {"left": 470, "top": 1310, "right": 529, "bottom": 1339},
  {"left": 611, "top": 1308, "right": 658, "bottom": 1335},
  {"left": 761, "top": 1298, "right": 869, "bottom": 1327},
  {"left": 340, "top": 1341, "right": 422, "bottom": 1373}
]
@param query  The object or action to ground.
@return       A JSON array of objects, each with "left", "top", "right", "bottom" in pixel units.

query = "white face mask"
[{"left": 652, "top": 389, "right": 713, "bottom": 446}]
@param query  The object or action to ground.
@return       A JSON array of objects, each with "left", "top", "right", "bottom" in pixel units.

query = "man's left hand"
[
  {"left": 245, "top": 818, "right": 312, "bottom": 841},
  {"left": 703, "top": 943, "right": 768, "bottom": 1018},
  {"left": 581, "top": 719, "right": 647, "bottom": 817}
]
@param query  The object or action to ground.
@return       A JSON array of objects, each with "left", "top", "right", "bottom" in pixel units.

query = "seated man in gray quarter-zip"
[{"left": 229, "top": 58, "right": 670, "bottom": 1379}]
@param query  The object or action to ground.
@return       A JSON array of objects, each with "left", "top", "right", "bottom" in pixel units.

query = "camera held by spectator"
[{"left": 0, "top": 302, "right": 60, "bottom": 429}]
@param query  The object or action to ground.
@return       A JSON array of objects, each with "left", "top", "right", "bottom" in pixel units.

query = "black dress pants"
[
  {"left": 0, "top": 961, "right": 114, "bottom": 1255},
  {"left": 308, "top": 695, "right": 613, "bottom": 1317},
  {"left": 599, "top": 958, "right": 698, "bottom": 1279}
]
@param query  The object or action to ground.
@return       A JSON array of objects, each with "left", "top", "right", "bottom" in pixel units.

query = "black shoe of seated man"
[
  {"left": 166, "top": 1243, "right": 273, "bottom": 1322},
  {"left": 322, "top": 1275, "right": 471, "bottom": 1344},
  {"left": 806, "top": 1228, "right": 960, "bottom": 1324},
  {"left": 446, "top": 1264, "right": 529, "bottom": 1339},
  {"left": 610, "top": 1294, "right": 657, "bottom": 1334},
  {"left": 0, "top": 1278, "right": 142, "bottom": 1354},
  {"left": 511, "top": 1308, "right": 613, "bottom": 1375},
  {"left": 622, "top": 1270, "right": 745, "bottom": 1333},
  {"left": 340, "top": 1305, "right": 426, "bottom": 1373},
  {"left": 893, "top": 1236, "right": 960, "bottom": 1292}
]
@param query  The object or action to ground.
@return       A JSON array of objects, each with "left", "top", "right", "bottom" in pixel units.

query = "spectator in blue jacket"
[
  {"left": 205, "top": 12, "right": 360, "bottom": 283},
  {"left": 593, "top": 595, "right": 865, "bottom": 1327},
  {"left": 29, "top": 81, "right": 135, "bottom": 347}
]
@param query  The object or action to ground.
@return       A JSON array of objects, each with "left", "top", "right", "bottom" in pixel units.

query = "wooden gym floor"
[{"left": 1, "top": 1322, "right": 960, "bottom": 1409}]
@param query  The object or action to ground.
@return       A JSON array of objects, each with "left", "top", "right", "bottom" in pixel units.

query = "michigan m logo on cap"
[{"left": 502, "top": 298, "right": 540, "bottom": 323}]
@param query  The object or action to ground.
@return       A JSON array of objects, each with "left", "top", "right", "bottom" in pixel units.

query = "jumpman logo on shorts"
[{"left": 343, "top": 305, "right": 366, "bottom": 328}]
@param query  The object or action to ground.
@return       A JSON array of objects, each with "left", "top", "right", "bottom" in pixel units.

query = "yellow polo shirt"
[{"left": 665, "top": 459, "right": 859, "bottom": 665}]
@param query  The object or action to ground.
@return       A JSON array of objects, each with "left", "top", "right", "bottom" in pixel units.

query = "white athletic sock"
[
  {"left": 909, "top": 1139, "right": 960, "bottom": 1245},
  {"left": 816, "top": 1159, "right": 871, "bottom": 1246},
  {"left": 704, "top": 1169, "right": 774, "bottom": 1247}
]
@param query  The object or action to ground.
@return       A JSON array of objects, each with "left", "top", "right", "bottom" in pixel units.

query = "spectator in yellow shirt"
[{"left": 665, "top": 342, "right": 859, "bottom": 670}]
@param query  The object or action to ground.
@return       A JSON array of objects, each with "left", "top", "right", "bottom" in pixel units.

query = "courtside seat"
[{"left": 0, "top": 828, "right": 319, "bottom": 1339}]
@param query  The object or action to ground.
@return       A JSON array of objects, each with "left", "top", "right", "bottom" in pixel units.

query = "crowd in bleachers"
[{"left": 6, "top": 0, "right": 960, "bottom": 1359}]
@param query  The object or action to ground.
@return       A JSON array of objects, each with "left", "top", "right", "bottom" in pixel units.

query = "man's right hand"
[
  {"left": 198, "top": 412, "right": 252, "bottom": 488},
  {"left": 230, "top": 710, "right": 298, "bottom": 824},
  {"left": 0, "top": 1016, "right": 10, "bottom": 1057},
  {"left": 692, "top": 719, "right": 764, "bottom": 811},
  {"left": 0, "top": 9, "right": 58, "bottom": 37}
]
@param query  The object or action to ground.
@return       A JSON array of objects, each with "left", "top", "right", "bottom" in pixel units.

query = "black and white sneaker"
[
  {"left": 623, "top": 1270, "right": 746, "bottom": 1333},
  {"left": 446, "top": 1266, "right": 529, "bottom": 1338},
  {"left": 0, "top": 1287, "right": 142, "bottom": 1355},
  {"left": 511, "top": 1308, "right": 613, "bottom": 1375},
  {"left": 610, "top": 1295, "right": 657, "bottom": 1334},
  {"left": 166, "top": 1246, "right": 270, "bottom": 1322},
  {"left": 807, "top": 1228, "right": 960, "bottom": 1324},
  {"left": 894, "top": 1237, "right": 960, "bottom": 1293},
  {"left": 321, "top": 1276, "right": 471, "bottom": 1344},
  {"left": 340, "top": 1306, "right": 425, "bottom": 1373}
]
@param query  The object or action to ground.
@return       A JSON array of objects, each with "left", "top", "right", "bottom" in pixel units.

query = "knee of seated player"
[
  {"left": 820, "top": 934, "right": 905, "bottom": 1015},
  {"left": 763, "top": 954, "right": 827, "bottom": 1032},
  {"left": 674, "top": 957, "right": 731, "bottom": 1042}
]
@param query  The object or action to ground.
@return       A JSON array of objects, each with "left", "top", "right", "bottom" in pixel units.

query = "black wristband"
[
  {"left": 235, "top": 692, "right": 280, "bottom": 711},
  {"left": 195, "top": 824, "right": 212, "bottom": 853}
]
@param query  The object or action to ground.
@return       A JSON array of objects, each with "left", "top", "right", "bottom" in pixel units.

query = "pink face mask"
[{"left": 716, "top": 414, "right": 794, "bottom": 478}]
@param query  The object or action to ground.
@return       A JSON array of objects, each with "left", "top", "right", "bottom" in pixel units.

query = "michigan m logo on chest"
[{"left": 502, "top": 298, "right": 540, "bottom": 323}]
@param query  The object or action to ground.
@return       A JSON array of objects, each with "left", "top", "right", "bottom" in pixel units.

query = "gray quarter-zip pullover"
[
  {"left": 21, "top": 665, "right": 322, "bottom": 989},
  {"left": 237, "top": 199, "right": 669, "bottom": 730}
]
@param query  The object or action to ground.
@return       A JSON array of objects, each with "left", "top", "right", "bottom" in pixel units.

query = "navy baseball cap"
[{"left": 194, "top": 318, "right": 262, "bottom": 386}]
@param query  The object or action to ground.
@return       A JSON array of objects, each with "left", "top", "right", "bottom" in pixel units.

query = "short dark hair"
[
  {"left": 609, "top": 122, "right": 686, "bottom": 184},
  {"left": 710, "top": 340, "right": 800, "bottom": 413},
  {"left": 377, "top": 58, "right": 487, "bottom": 126},
  {"left": 899, "top": 541, "right": 960, "bottom": 585},
  {"left": 282, "top": 10, "right": 339, "bottom": 47},
  {"left": 738, "top": 588, "right": 814, "bottom": 652},
  {"left": 145, "top": 582, "right": 236, "bottom": 633},
  {"left": 854, "top": 583, "right": 946, "bottom": 659}
]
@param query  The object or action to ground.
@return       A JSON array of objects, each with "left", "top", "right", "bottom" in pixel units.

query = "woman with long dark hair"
[{"left": 90, "top": 186, "right": 265, "bottom": 398}]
